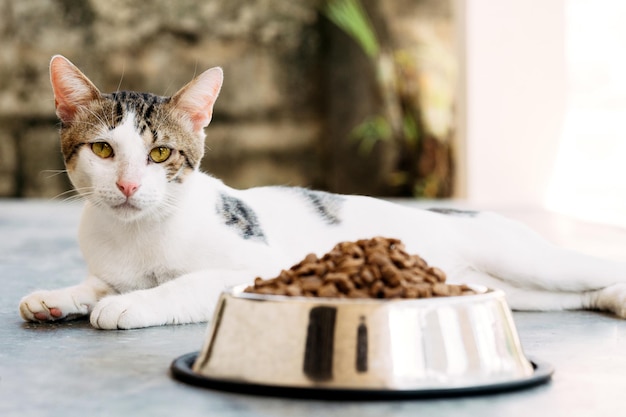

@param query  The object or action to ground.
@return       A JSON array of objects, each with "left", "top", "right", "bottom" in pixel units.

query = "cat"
[{"left": 19, "top": 55, "right": 626, "bottom": 329}]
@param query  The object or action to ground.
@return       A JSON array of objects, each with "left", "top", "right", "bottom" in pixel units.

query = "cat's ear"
[
  {"left": 170, "top": 67, "right": 223, "bottom": 133},
  {"left": 49, "top": 55, "right": 101, "bottom": 124}
]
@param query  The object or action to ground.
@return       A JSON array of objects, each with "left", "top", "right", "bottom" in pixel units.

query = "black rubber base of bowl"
[{"left": 170, "top": 352, "right": 553, "bottom": 400}]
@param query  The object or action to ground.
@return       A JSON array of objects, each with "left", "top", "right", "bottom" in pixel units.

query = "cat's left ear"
[{"left": 171, "top": 67, "right": 223, "bottom": 133}]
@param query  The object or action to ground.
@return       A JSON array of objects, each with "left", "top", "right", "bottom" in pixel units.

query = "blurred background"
[{"left": 1, "top": 0, "right": 625, "bottom": 228}]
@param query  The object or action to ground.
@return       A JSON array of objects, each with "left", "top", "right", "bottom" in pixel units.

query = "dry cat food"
[{"left": 245, "top": 237, "right": 476, "bottom": 299}]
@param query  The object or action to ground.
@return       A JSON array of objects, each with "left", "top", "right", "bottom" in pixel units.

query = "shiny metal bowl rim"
[{"left": 228, "top": 283, "right": 496, "bottom": 306}]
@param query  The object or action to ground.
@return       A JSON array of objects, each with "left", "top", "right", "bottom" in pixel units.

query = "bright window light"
[{"left": 546, "top": 0, "right": 626, "bottom": 228}]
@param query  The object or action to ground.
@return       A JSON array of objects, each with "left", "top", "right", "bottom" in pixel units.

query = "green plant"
[
  {"left": 324, "top": 0, "right": 379, "bottom": 58},
  {"left": 323, "top": 0, "right": 455, "bottom": 198}
]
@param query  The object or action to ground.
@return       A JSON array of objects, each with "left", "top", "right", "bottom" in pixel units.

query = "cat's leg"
[
  {"left": 89, "top": 269, "right": 257, "bottom": 330},
  {"left": 19, "top": 275, "right": 114, "bottom": 322},
  {"left": 497, "top": 282, "right": 626, "bottom": 317},
  {"left": 453, "top": 269, "right": 626, "bottom": 316},
  {"left": 460, "top": 213, "right": 626, "bottom": 293},
  {"left": 585, "top": 284, "right": 626, "bottom": 317}
]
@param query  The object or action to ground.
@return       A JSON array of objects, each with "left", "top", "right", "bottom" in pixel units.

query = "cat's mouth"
[{"left": 112, "top": 201, "right": 141, "bottom": 212}]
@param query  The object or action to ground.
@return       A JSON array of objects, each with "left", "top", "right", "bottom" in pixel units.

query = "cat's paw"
[
  {"left": 90, "top": 293, "right": 165, "bottom": 330},
  {"left": 19, "top": 289, "right": 91, "bottom": 322},
  {"left": 590, "top": 283, "right": 626, "bottom": 318}
]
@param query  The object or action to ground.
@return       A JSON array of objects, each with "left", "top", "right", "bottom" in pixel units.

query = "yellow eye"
[
  {"left": 149, "top": 146, "right": 172, "bottom": 163},
  {"left": 91, "top": 142, "right": 113, "bottom": 159}
]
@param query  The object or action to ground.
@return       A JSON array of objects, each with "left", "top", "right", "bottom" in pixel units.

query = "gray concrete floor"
[{"left": 1, "top": 200, "right": 625, "bottom": 417}]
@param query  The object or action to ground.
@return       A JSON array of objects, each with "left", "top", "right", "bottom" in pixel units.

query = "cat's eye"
[
  {"left": 91, "top": 142, "right": 113, "bottom": 159},
  {"left": 149, "top": 146, "right": 172, "bottom": 163}
]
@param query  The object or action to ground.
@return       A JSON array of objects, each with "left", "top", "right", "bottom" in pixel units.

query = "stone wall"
[{"left": 0, "top": 0, "right": 455, "bottom": 198}]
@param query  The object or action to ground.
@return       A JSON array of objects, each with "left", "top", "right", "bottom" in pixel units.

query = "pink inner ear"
[
  {"left": 50, "top": 68, "right": 78, "bottom": 123},
  {"left": 49, "top": 55, "right": 99, "bottom": 124},
  {"left": 54, "top": 102, "right": 76, "bottom": 124},
  {"left": 188, "top": 106, "right": 212, "bottom": 132},
  {"left": 173, "top": 67, "right": 223, "bottom": 133}
]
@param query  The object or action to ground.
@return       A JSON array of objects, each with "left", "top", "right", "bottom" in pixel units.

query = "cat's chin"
[{"left": 107, "top": 202, "right": 147, "bottom": 222}]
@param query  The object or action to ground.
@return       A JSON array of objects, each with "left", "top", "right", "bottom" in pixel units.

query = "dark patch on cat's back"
[
  {"left": 427, "top": 208, "right": 480, "bottom": 217},
  {"left": 292, "top": 188, "right": 344, "bottom": 225},
  {"left": 216, "top": 193, "right": 267, "bottom": 243}
]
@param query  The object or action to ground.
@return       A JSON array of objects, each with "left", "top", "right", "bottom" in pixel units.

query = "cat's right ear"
[
  {"left": 170, "top": 67, "right": 224, "bottom": 133},
  {"left": 49, "top": 55, "right": 101, "bottom": 124}
]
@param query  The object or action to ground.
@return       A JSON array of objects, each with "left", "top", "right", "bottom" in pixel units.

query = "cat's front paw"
[
  {"left": 19, "top": 289, "right": 90, "bottom": 322},
  {"left": 90, "top": 293, "right": 165, "bottom": 330}
]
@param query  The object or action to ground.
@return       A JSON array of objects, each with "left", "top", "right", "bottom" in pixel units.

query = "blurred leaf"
[
  {"left": 403, "top": 113, "right": 419, "bottom": 145},
  {"left": 323, "top": 0, "right": 380, "bottom": 58},
  {"left": 413, "top": 174, "right": 440, "bottom": 198},
  {"left": 350, "top": 114, "right": 392, "bottom": 154}
]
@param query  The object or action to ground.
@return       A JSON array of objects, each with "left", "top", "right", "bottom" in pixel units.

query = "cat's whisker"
[
  {"left": 52, "top": 187, "right": 95, "bottom": 203},
  {"left": 52, "top": 189, "right": 79, "bottom": 200},
  {"left": 161, "top": 79, "right": 176, "bottom": 98},
  {"left": 41, "top": 169, "right": 69, "bottom": 179},
  {"left": 115, "top": 63, "right": 125, "bottom": 94},
  {"left": 61, "top": 194, "right": 86, "bottom": 204}
]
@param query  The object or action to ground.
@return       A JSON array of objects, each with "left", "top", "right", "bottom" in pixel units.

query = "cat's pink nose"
[{"left": 116, "top": 180, "right": 140, "bottom": 197}]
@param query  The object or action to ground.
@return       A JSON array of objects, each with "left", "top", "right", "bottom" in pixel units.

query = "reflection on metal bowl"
[{"left": 175, "top": 285, "right": 552, "bottom": 397}]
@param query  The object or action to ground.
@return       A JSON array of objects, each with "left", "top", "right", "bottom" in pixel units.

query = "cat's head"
[{"left": 49, "top": 55, "right": 223, "bottom": 222}]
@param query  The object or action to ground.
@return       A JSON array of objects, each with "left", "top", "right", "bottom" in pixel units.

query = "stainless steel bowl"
[{"left": 175, "top": 285, "right": 551, "bottom": 397}]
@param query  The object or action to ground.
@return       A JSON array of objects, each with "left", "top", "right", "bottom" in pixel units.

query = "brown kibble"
[
  {"left": 360, "top": 267, "right": 376, "bottom": 284},
  {"left": 254, "top": 276, "right": 270, "bottom": 287},
  {"left": 450, "top": 285, "right": 463, "bottom": 296},
  {"left": 304, "top": 253, "right": 318, "bottom": 264},
  {"left": 404, "top": 286, "right": 420, "bottom": 298},
  {"left": 286, "top": 284, "right": 302, "bottom": 296},
  {"left": 369, "top": 280, "right": 385, "bottom": 298},
  {"left": 347, "top": 289, "right": 370, "bottom": 298},
  {"left": 325, "top": 272, "right": 355, "bottom": 292},
  {"left": 278, "top": 269, "right": 294, "bottom": 283},
  {"left": 318, "top": 283, "right": 339, "bottom": 298},
  {"left": 295, "top": 263, "right": 318, "bottom": 276},
  {"left": 337, "top": 257, "right": 364, "bottom": 276},
  {"left": 383, "top": 285, "right": 405, "bottom": 298},
  {"left": 419, "top": 287, "right": 433, "bottom": 298},
  {"left": 368, "top": 252, "right": 389, "bottom": 267},
  {"left": 423, "top": 274, "right": 439, "bottom": 284},
  {"left": 432, "top": 283, "right": 451, "bottom": 296},
  {"left": 300, "top": 276, "right": 323, "bottom": 292},
  {"left": 401, "top": 270, "right": 423, "bottom": 284},
  {"left": 411, "top": 255, "right": 428, "bottom": 270},
  {"left": 428, "top": 267, "right": 447, "bottom": 283},
  {"left": 390, "top": 250, "right": 413, "bottom": 268},
  {"left": 245, "top": 237, "right": 476, "bottom": 299},
  {"left": 324, "top": 271, "right": 349, "bottom": 282},
  {"left": 337, "top": 279, "right": 355, "bottom": 293},
  {"left": 381, "top": 264, "right": 402, "bottom": 287}
]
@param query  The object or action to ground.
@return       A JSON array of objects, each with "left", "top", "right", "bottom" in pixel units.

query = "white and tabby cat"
[{"left": 19, "top": 55, "right": 626, "bottom": 329}]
